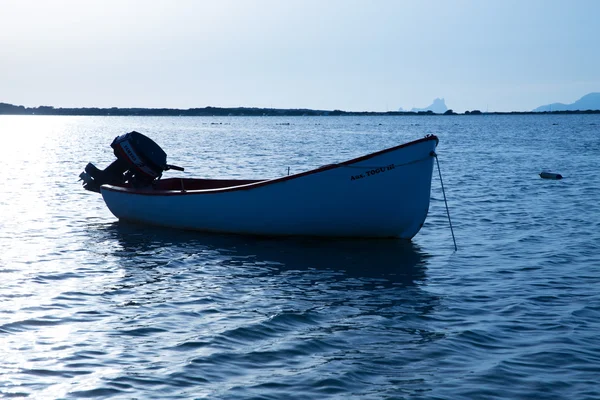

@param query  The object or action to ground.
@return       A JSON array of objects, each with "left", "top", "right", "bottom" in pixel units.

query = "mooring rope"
[
  {"left": 339, "top": 150, "right": 457, "bottom": 250},
  {"left": 432, "top": 151, "right": 457, "bottom": 251}
]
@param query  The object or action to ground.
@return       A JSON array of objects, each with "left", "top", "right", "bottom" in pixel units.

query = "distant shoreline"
[{"left": 1, "top": 103, "right": 599, "bottom": 116}]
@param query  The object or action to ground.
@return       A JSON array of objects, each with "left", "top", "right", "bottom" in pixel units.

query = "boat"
[{"left": 80, "top": 131, "right": 439, "bottom": 239}]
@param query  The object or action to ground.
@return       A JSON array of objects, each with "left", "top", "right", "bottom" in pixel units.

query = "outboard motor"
[{"left": 80, "top": 131, "right": 183, "bottom": 193}]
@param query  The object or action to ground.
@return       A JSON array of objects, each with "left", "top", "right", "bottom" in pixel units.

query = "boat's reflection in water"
[{"left": 95, "top": 221, "right": 431, "bottom": 286}]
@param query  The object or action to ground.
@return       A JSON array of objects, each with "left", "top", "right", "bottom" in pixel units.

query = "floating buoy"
[{"left": 540, "top": 171, "right": 563, "bottom": 180}]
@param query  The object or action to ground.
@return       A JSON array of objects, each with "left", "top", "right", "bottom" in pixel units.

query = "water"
[{"left": 1, "top": 114, "right": 599, "bottom": 399}]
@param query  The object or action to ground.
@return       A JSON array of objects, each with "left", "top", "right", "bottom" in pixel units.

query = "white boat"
[{"left": 80, "top": 132, "right": 439, "bottom": 239}]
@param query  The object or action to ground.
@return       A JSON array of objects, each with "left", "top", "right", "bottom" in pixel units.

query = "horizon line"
[{"left": 2, "top": 101, "right": 600, "bottom": 116}]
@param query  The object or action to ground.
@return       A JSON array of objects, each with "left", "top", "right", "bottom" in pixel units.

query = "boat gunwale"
[{"left": 101, "top": 135, "right": 438, "bottom": 197}]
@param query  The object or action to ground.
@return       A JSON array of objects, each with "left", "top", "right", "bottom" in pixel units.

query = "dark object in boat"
[{"left": 79, "top": 131, "right": 183, "bottom": 193}]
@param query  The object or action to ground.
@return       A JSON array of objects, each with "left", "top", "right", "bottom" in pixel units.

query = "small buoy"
[{"left": 540, "top": 171, "right": 563, "bottom": 180}]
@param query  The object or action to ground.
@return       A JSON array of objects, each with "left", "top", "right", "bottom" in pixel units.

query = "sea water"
[{"left": 1, "top": 114, "right": 599, "bottom": 399}]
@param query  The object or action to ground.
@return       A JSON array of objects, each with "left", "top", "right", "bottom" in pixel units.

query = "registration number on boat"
[{"left": 350, "top": 163, "right": 395, "bottom": 181}]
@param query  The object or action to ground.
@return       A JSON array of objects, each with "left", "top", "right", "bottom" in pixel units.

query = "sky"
[{"left": 1, "top": 0, "right": 599, "bottom": 113}]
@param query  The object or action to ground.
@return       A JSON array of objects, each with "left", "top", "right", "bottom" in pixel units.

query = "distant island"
[
  {"left": 400, "top": 98, "right": 449, "bottom": 114},
  {"left": 533, "top": 92, "right": 600, "bottom": 112},
  {"left": 1, "top": 97, "right": 600, "bottom": 117}
]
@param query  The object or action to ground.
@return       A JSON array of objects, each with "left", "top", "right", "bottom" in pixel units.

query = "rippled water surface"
[{"left": 1, "top": 114, "right": 600, "bottom": 399}]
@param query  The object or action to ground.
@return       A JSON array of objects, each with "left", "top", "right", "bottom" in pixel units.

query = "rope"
[
  {"left": 339, "top": 151, "right": 457, "bottom": 250},
  {"left": 432, "top": 151, "right": 457, "bottom": 251}
]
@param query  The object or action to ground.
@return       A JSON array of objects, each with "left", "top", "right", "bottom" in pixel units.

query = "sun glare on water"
[{"left": 1, "top": 115, "right": 81, "bottom": 263}]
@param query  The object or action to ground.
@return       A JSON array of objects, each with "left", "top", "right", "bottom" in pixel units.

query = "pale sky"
[{"left": 1, "top": 0, "right": 599, "bottom": 112}]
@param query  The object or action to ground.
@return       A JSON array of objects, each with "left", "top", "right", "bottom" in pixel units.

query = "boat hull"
[{"left": 100, "top": 136, "right": 438, "bottom": 239}]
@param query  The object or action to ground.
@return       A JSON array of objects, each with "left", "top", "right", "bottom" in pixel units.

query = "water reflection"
[{"left": 88, "top": 222, "right": 430, "bottom": 286}]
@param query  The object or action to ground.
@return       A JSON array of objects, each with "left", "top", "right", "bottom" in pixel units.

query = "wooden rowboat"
[{"left": 81, "top": 133, "right": 439, "bottom": 239}]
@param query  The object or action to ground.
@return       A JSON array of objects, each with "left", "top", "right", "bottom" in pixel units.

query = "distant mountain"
[
  {"left": 399, "top": 98, "right": 448, "bottom": 114},
  {"left": 533, "top": 92, "right": 600, "bottom": 112}
]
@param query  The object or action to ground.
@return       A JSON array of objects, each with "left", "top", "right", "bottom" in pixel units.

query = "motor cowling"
[{"left": 80, "top": 131, "right": 183, "bottom": 193}]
